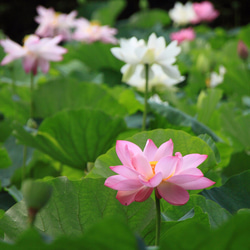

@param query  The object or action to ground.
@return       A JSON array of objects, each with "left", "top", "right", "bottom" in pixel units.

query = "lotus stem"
[{"left": 142, "top": 64, "right": 149, "bottom": 131}]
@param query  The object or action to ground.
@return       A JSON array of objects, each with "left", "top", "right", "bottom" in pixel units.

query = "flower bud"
[
  {"left": 22, "top": 179, "right": 52, "bottom": 210},
  {"left": 196, "top": 54, "right": 210, "bottom": 73},
  {"left": 22, "top": 179, "right": 52, "bottom": 224},
  {"left": 237, "top": 40, "right": 248, "bottom": 60}
]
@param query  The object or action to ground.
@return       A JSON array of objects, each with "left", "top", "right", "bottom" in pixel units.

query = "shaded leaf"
[
  {"left": 0, "top": 177, "right": 155, "bottom": 241},
  {"left": 0, "top": 136, "right": 33, "bottom": 187},
  {"left": 89, "top": 129, "right": 217, "bottom": 178},
  {"left": 33, "top": 78, "right": 127, "bottom": 118},
  {"left": 150, "top": 102, "right": 222, "bottom": 142},
  {"left": 127, "top": 9, "right": 171, "bottom": 28},
  {"left": 201, "top": 170, "right": 250, "bottom": 213},
  {"left": 13, "top": 109, "right": 127, "bottom": 169}
]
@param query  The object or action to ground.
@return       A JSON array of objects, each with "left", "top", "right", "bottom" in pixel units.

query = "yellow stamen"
[
  {"left": 205, "top": 78, "right": 211, "bottom": 88},
  {"left": 150, "top": 161, "right": 158, "bottom": 174},
  {"left": 150, "top": 161, "right": 175, "bottom": 181},
  {"left": 163, "top": 171, "right": 175, "bottom": 181},
  {"left": 23, "top": 35, "right": 31, "bottom": 44},
  {"left": 90, "top": 20, "right": 101, "bottom": 26}
]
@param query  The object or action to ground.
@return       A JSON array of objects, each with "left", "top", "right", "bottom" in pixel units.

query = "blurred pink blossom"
[
  {"left": 237, "top": 40, "right": 248, "bottom": 60},
  {"left": 191, "top": 1, "right": 219, "bottom": 24},
  {"left": 0, "top": 35, "right": 67, "bottom": 75},
  {"left": 73, "top": 18, "right": 118, "bottom": 44},
  {"left": 104, "top": 139, "right": 215, "bottom": 206},
  {"left": 170, "top": 28, "right": 196, "bottom": 44},
  {"left": 35, "top": 6, "right": 77, "bottom": 41}
]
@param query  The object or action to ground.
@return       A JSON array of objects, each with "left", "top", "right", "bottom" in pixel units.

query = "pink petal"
[
  {"left": 170, "top": 176, "right": 215, "bottom": 190},
  {"left": 154, "top": 139, "right": 173, "bottom": 161},
  {"left": 182, "top": 154, "right": 208, "bottom": 171},
  {"left": 116, "top": 140, "right": 142, "bottom": 168},
  {"left": 110, "top": 165, "right": 139, "bottom": 179},
  {"left": 138, "top": 172, "right": 163, "bottom": 188},
  {"left": 167, "top": 174, "right": 202, "bottom": 185},
  {"left": 116, "top": 190, "right": 138, "bottom": 206},
  {"left": 155, "top": 155, "right": 178, "bottom": 180},
  {"left": 1, "top": 55, "right": 18, "bottom": 65},
  {"left": 38, "top": 58, "right": 49, "bottom": 73},
  {"left": 132, "top": 153, "right": 153, "bottom": 177},
  {"left": 104, "top": 175, "right": 142, "bottom": 191},
  {"left": 22, "top": 56, "right": 37, "bottom": 74},
  {"left": 157, "top": 181, "right": 190, "bottom": 205},
  {"left": 134, "top": 186, "right": 153, "bottom": 202},
  {"left": 177, "top": 167, "right": 203, "bottom": 176},
  {"left": 143, "top": 139, "right": 158, "bottom": 161}
]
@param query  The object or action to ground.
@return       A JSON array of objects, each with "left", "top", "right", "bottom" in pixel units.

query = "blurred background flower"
[
  {"left": 35, "top": 6, "right": 78, "bottom": 41},
  {"left": 0, "top": 35, "right": 67, "bottom": 74},
  {"left": 170, "top": 27, "right": 196, "bottom": 44},
  {"left": 73, "top": 18, "right": 117, "bottom": 44}
]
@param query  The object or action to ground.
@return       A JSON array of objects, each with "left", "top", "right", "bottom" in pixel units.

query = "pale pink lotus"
[
  {"left": 104, "top": 139, "right": 215, "bottom": 206},
  {"left": 73, "top": 18, "right": 118, "bottom": 44},
  {"left": 35, "top": 6, "right": 77, "bottom": 41},
  {"left": 0, "top": 35, "right": 67, "bottom": 75},
  {"left": 191, "top": 1, "right": 219, "bottom": 24},
  {"left": 170, "top": 28, "right": 196, "bottom": 44}
]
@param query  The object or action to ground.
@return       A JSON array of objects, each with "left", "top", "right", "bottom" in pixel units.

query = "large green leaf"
[
  {"left": 92, "top": 0, "right": 125, "bottom": 26},
  {"left": 219, "top": 103, "right": 250, "bottom": 151},
  {"left": 0, "top": 217, "right": 138, "bottom": 250},
  {"left": 0, "top": 136, "right": 33, "bottom": 187},
  {"left": 143, "top": 194, "right": 231, "bottom": 245},
  {"left": 159, "top": 213, "right": 250, "bottom": 250},
  {"left": 201, "top": 170, "right": 250, "bottom": 213},
  {"left": 149, "top": 102, "right": 222, "bottom": 142},
  {"left": 238, "top": 24, "right": 250, "bottom": 47},
  {"left": 0, "top": 177, "right": 155, "bottom": 241},
  {"left": 222, "top": 151, "right": 250, "bottom": 180},
  {"left": 0, "top": 147, "right": 11, "bottom": 169},
  {"left": 13, "top": 108, "right": 127, "bottom": 169},
  {"left": 63, "top": 42, "right": 123, "bottom": 71},
  {"left": 127, "top": 9, "right": 171, "bottom": 28},
  {"left": 0, "top": 83, "right": 29, "bottom": 123},
  {"left": 197, "top": 88, "right": 223, "bottom": 126},
  {"left": 33, "top": 78, "right": 127, "bottom": 118},
  {"left": 144, "top": 206, "right": 210, "bottom": 246},
  {"left": 161, "top": 194, "right": 231, "bottom": 228},
  {"left": 89, "top": 129, "right": 217, "bottom": 179}
]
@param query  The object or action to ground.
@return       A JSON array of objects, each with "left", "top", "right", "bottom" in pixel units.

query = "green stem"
[
  {"left": 10, "top": 66, "right": 16, "bottom": 94},
  {"left": 155, "top": 190, "right": 161, "bottom": 246},
  {"left": 30, "top": 73, "right": 35, "bottom": 118},
  {"left": 142, "top": 64, "right": 149, "bottom": 131},
  {"left": 22, "top": 145, "right": 27, "bottom": 180}
]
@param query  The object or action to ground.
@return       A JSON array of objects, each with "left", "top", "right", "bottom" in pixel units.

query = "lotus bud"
[
  {"left": 22, "top": 179, "right": 52, "bottom": 225},
  {"left": 196, "top": 54, "right": 210, "bottom": 73},
  {"left": 237, "top": 40, "right": 248, "bottom": 60}
]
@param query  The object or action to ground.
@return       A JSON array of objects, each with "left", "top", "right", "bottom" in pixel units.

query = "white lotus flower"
[
  {"left": 208, "top": 65, "right": 226, "bottom": 88},
  {"left": 149, "top": 94, "right": 169, "bottom": 106},
  {"left": 111, "top": 33, "right": 184, "bottom": 91},
  {"left": 169, "top": 2, "right": 197, "bottom": 26}
]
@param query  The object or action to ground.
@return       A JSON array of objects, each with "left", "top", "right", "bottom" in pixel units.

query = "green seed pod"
[{"left": 22, "top": 179, "right": 52, "bottom": 210}]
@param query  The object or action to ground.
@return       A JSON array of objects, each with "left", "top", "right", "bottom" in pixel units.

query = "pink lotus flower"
[
  {"left": 73, "top": 18, "right": 117, "bottom": 44},
  {"left": 191, "top": 1, "right": 219, "bottom": 24},
  {"left": 104, "top": 139, "right": 215, "bottom": 206},
  {"left": 0, "top": 35, "right": 67, "bottom": 75},
  {"left": 170, "top": 28, "right": 196, "bottom": 44},
  {"left": 35, "top": 6, "right": 77, "bottom": 41}
]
